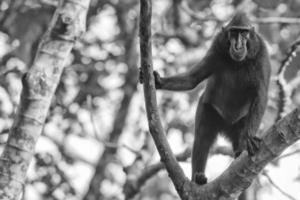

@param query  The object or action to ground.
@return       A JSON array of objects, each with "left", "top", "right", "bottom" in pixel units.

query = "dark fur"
[{"left": 139, "top": 13, "right": 271, "bottom": 185}]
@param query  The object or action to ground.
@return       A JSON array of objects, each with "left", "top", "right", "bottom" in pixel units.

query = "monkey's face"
[{"left": 227, "top": 28, "right": 251, "bottom": 62}]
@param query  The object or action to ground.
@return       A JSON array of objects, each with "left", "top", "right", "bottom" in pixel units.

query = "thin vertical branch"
[{"left": 139, "top": 0, "right": 188, "bottom": 195}]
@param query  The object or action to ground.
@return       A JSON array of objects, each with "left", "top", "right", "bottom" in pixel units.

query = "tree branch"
[
  {"left": 275, "top": 36, "right": 300, "bottom": 121},
  {"left": 139, "top": 0, "right": 189, "bottom": 197},
  {"left": 0, "top": 0, "right": 90, "bottom": 199},
  {"left": 124, "top": 147, "right": 191, "bottom": 199},
  {"left": 123, "top": 145, "right": 236, "bottom": 199},
  {"left": 262, "top": 170, "right": 297, "bottom": 200},
  {"left": 181, "top": 1, "right": 300, "bottom": 24}
]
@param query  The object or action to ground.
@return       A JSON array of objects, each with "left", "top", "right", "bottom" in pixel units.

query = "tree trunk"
[{"left": 0, "top": 1, "right": 90, "bottom": 199}]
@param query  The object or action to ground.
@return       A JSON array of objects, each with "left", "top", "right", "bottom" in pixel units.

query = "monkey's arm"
[
  {"left": 243, "top": 86, "right": 268, "bottom": 155},
  {"left": 156, "top": 53, "right": 215, "bottom": 91},
  {"left": 246, "top": 56, "right": 271, "bottom": 138},
  {"left": 249, "top": 88, "right": 267, "bottom": 131}
]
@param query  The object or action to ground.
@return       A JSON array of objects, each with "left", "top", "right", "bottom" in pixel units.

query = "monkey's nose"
[
  {"left": 235, "top": 42, "right": 243, "bottom": 50},
  {"left": 233, "top": 45, "right": 244, "bottom": 53},
  {"left": 235, "top": 35, "right": 244, "bottom": 50}
]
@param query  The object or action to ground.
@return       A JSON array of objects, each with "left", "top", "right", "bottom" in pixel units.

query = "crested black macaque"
[{"left": 140, "top": 12, "right": 270, "bottom": 185}]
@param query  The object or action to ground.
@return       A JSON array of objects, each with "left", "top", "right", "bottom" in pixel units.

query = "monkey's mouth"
[{"left": 229, "top": 46, "right": 247, "bottom": 61}]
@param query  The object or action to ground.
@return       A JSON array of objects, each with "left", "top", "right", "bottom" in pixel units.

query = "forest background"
[{"left": 1, "top": 0, "right": 300, "bottom": 200}]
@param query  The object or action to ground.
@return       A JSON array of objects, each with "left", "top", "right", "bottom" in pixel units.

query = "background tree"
[
  {"left": 0, "top": 0, "right": 90, "bottom": 199},
  {"left": 0, "top": 0, "right": 300, "bottom": 200}
]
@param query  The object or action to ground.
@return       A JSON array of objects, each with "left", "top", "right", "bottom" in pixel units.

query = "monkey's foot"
[
  {"left": 246, "top": 136, "right": 262, "bottom": 156},
  {"left": 194, "top": 172, "right": 207, "bottom": 185},
  {"left": 234, "top": 151, "right": 242, "bottom": 158},
  {"left": 153, "top": 71, "right": 162, "bottom": 89}
]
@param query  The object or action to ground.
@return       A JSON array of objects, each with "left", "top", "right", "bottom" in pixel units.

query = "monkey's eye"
[
  {"left": 230, "top": 30, "right": 239, "bottom": 36},
  {"left": 240, "top": 30, "right": 250, "bottom": 38},
  {"left": 228, "top": 30, "right": 238, "bottom": 38},
  {"left": 229, "top": 30, "right": 250, "bottom": 39}
]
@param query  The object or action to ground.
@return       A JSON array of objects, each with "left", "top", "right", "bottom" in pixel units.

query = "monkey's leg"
[
  {"left": 228, "top": 117, "right": 261, "bottom": 157},
  {"left": 227, "top": 119, "right": 246, "bottom": 158},
  {"left": 192, "top": 102, "right": 221, "bottom": 185},
  {"left": 227, "top": 120, "right": 253, "bottom": 200}
]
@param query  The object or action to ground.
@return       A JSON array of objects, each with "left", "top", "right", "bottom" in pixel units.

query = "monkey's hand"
[
  {"left": 246, "top": 136, "right": 262, "bottom": 156},
  {"left": 194, "top": 172, "right": 207, "bottom": 185},
  {"left": 153, "top": 71, "right": 162, "bottom": 89},
  {"left": 139, "top": 67, "right": 144, "bottom": 84},
  {"left": 139, "top": 68, "right": 162, "bottom": 89}
]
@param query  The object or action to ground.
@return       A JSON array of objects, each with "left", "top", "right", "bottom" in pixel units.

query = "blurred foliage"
[
  {"left": 0, "top": 0, "right": 300, "bottom": 200},
  {"left": 253, "top": 0, "right": 280, "bottom": 9}
]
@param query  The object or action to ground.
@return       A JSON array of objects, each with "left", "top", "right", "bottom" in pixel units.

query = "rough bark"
[{"left": 0, "top": 1, "right": 90, "bottom": 199}]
